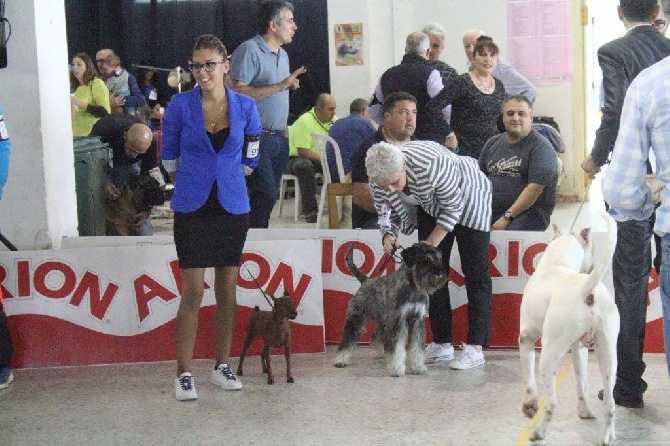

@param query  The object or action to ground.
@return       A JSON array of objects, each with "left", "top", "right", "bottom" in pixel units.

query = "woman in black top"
[{"left": 427, "top": 36, "right": 506, "bottom": 159}]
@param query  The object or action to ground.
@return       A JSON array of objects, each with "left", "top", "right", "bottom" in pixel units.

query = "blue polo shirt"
[{"left": 229, "top": 34, "right": 290, "bottom": 131}]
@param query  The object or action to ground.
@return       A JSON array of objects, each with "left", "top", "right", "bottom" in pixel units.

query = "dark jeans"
[
  {"left": 418, "top": 208, "right": 493, "bottom": 346},
  {"left": 492, "top": 208, "right": 549, "bottom": 231},
  {"left": 284, "top": 157, "right": 321, "bottom": 215},
  {"left": 247, "top": 132, "right": 289, "bottom": 228},
  {"left": 0, "top": 301, "right": 13, "bottom": 368},
  {"left": 612, "top": 217, "right": 653, "bottom": 399}
]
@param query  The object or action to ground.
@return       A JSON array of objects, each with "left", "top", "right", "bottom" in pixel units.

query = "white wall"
[
  {"left": 0, "top": 0, "right": 75, "bottom": 250},
  {"left": 327, "top": 0, "right": 583, "bottom": 199}
]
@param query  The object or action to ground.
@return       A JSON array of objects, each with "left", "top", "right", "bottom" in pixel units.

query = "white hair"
[
  {"left": 365, "top": 142, "right": 405, "bottom": 185},
  {"left": 405, "top": 32, "right": 429, "bottom": 55},
  {"left": 463, "top": 28, "right": 485, "bottom": 40},
  {"left": 422, "top": 23, "right": 446, "bottom": 41}
]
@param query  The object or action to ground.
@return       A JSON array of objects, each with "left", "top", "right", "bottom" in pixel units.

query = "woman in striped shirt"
[{"left": 366, "top": 140, "right": 493, "bottom": 370}]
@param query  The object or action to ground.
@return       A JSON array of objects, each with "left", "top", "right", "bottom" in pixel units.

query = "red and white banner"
[{"left": 0, "top": 229, "right": 664, "bottom": 369}]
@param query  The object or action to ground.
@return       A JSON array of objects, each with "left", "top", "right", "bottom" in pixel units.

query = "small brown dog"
[
  {"left": 237, "top": 292, "right": 298, "bottom": 384},
  {"left": 105, "top": 175, "right": 165, "bottom": 236}
]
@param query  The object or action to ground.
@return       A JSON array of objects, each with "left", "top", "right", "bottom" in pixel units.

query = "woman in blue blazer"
[{"left": 161, "top": 35, "right": 261, "bottom": 401}]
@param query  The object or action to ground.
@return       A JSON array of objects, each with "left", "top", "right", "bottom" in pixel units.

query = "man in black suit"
[{"left": 582, "top": 0, "right": 670, "bottom": 408}]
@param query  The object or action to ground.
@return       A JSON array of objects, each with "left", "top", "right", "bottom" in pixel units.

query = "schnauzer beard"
[{"left": 335, "top": 243, "right": 448, "bottom": 376}]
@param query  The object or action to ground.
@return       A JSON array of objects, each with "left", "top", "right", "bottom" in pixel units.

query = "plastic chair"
[
  {"left": 278, "top": 174, "right": 301, "bottom": 222},
  {"left": 312, "top": 133, "right": 346, "bottom": 227}
]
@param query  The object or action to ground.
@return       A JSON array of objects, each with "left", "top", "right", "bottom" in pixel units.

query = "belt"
[{"left": 262, "top": 129, "right": 284, "bottom": 135}]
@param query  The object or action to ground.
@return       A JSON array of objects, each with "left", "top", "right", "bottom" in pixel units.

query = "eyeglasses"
[
  {"left": 653, "top": 19, "right": 668, "bottom": 29},
  {"left": 188, "top": 61, "right": 226, "bottom": 73}
]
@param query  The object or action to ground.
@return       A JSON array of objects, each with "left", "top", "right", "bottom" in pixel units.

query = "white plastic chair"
[
  {"left": 278, "top": 174, "right": 301, "bottom": 222},
  {"left": 312, "top": 133, "right": 345, "bottom": 227}
]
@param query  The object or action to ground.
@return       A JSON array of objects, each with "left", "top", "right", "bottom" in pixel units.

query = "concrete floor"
[
  {"left": 3, "top": 187, "right": 669, "bottom": 445},
  {"left": 1, "top": 346, "right": 669, "bottom": 445}
]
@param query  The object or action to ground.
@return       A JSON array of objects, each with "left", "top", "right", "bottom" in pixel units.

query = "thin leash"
[
  {"left": 569, "top": 180, "right": 593, "bottom": 231},
  {"left": 242, "top": 264, "right": 274, "bottom": 308},
  {"left": 375, "top": 244, "right": 404, "bottom": 274}
]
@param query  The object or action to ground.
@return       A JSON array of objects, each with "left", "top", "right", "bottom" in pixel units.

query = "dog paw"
[
  {"left": 522, "top": 402, "right": 538, "bottom": 419},
  {"left": 407, "top": 366, "right": 427, "bottom": 375},
  {"left": 334, "top": 362, "right": 348, "bottom": 368},
  {"left": 529, "top": 429, "right": 545, "bottom": 442},
  {"left": 236, "top": 368, "right": 244, "bottom": 376},
  {"left": 267, "top": 377, "right": 274, "bottom": 385},
  {"left": 577, "top": 402, "right": 596, "bottom": 419},
  {"left": 287, "top": 377, "right": 294, "bottom": 383}
]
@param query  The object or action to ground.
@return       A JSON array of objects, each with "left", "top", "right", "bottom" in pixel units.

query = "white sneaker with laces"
[
  {"left": 424, "top": 342, "right": 455, "bottom": 363},
  {"left": 211, "top": 363, "right": 243, "bottom": 390},
  {"left": 175, "top": 372, "right": 198, "bottom": 401},
  {"left": 449, "top": 344, "right": 485, "bottom": 369}
]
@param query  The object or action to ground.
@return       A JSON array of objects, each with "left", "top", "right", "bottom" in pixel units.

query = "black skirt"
[{"left": 173, "top": 184, "right": 249, "bottom": 269}]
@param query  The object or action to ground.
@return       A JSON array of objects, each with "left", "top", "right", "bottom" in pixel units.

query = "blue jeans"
[
  {"left": 660, "top": 234, "right": 670, "bottom": 376},
  {"left": 612, "top": 218, "right": 653, "bottom": 398},
  {"left": 0, "top": 301, "right": 12, "bottom": 368},
  {"left": 247, "top": 132, "right": 289, "bottom": 228}
]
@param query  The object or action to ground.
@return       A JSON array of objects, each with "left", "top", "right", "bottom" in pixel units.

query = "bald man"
[
  {"left": 286, "top": 93, "right": 338, "bottom": 223},
  {"left": 91, "top": 114, "right": 162, "bottom": 235}
]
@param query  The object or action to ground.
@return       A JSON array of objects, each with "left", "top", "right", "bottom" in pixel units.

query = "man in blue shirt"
[
  {"left": 229, "top": 0, "right": 306, "bottom": 228},
  {"left": 0, "top": 104, "right": 13, "bottom": 391},
  {"left": 327, "top": 98, "right": 375, "bottom": 183}
]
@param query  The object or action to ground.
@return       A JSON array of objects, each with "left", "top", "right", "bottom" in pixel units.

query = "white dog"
[{"left": 519, "top": 210, "right": 620, "bottom": 446}]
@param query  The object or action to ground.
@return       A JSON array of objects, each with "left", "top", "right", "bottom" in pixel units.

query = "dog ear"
[
  {"left": 578, "top": 227, "right": 592, "bottom": 247},
  {"left": 552, "top": 224, "right": 563, "bottom": 239},
  {"left": 401, "top": 245, "right": 418, "bottom": 268}
]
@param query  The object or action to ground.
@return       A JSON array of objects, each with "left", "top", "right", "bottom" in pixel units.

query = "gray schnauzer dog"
[{"left": 334, "top": 242, "right": 448, "bottom": 376}]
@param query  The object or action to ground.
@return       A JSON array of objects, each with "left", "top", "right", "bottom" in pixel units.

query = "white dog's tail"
[
  {"left": 580, "top": 210, "right": 617, "bottom": 301},
  {"left": 345, "top": 243, "right": 369, "bottom": 284}
]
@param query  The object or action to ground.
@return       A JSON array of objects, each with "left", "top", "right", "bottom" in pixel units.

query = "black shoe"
[
  {"left": 305, "top": 213, "right": 317, "bottom": 223},
  {"left": 597, "top": 389, "right": 644, "bottom": 408}
]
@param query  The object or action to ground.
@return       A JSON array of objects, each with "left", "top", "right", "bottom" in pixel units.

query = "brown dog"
[
  {"left": 105, "top": 175, "right": 165, "bottom": 236},
  {"left": 237, "top": 292, "right": 298, "bottom": 384}
]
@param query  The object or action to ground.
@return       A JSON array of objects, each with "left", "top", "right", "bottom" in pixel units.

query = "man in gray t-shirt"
[
  {"left": 229, "top": 0, "right": 306, "bottom": 228},
  {"left": 478, "top": 95, "right": 558, "bottom": 231}
]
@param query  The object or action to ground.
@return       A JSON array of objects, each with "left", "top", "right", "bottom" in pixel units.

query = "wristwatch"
[{"left": 503, "top": 211, "right": 515, "bottom": 221}]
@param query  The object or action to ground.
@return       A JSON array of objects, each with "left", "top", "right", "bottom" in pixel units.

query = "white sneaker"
[
  {"left": 449, "top": 344, "right": 485, "bottom": 370},
  {"left": 175, "top": 372, "right": 198, "bottom": 401},
  {"left": 424, "top": 342, "right": 455, "bottom": 363},
  {"left": 211, "top": 363, "right": 243, "bottom": 390}
]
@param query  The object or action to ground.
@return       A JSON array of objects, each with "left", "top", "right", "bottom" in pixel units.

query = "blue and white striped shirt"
[
  {"left": 602, "top": 55, "right": 670, "bottom": 236},
  {"left": 371, "top": 140, "right": 492, "bottom": 237}
]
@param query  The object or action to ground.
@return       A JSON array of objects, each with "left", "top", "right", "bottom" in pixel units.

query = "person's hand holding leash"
[{"left": 382, "top": 233, "right": 399, "bottom": 254}]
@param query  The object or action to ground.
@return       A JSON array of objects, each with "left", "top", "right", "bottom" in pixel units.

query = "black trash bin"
[{"left": 73, "top": 136, "right": 110, "bottom": 236}]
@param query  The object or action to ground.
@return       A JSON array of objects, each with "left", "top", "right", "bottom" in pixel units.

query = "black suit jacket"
[{"left": 591, "top": 25, "right": 670, "bottom": 167}]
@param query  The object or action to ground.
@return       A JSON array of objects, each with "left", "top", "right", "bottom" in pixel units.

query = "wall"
[
  {"left": 0, "top": 0, "right": 76, "bottom": 250},
  {"left": 327, "top": 0, "right": 583, "bottom": 199}
]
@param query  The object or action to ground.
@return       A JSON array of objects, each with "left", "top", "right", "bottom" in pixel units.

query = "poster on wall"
[
  {"left": 506, "top": 0, "right": 573, "bottom": 85},
  {"left": 334, "top": 23, "right": 364, "bottom": 66}
]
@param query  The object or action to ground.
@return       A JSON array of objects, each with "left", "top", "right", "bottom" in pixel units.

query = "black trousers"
[
  {"left": 612, "top": 218, "right": 653, "bottom": 399},
  {"left": 0, "top": 302, "right": 13, "bottom": 368},
  {"left": 418, "top": 208, "right": 493, "bottom": 346}
]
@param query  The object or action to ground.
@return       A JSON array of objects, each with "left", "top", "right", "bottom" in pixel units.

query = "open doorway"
[{"left": 582, "top": 0, "right": 627, "bottom": 205}]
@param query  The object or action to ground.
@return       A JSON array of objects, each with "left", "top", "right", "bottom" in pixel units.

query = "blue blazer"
[{"left": 161, "top": 86, "right": 261, "bottom": 214}]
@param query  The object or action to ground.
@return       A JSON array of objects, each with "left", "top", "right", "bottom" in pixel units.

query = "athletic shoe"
[
  {"left": 0, "top": 367, "right": 13, "bottom": 390},
  {"left": 424, "top": 342, "right": 455, "bottom": 363},
  {"left": 175, "top": 372, "right": 197, "bottom": 401},
  {"left": 449, "top": 344, "right": 485, "bottom": 369},
  {"left": 211, "top": 363, "right": 243, "bottom": 390}
]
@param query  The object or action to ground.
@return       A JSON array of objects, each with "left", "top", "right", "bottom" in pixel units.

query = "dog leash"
[
  {"left": 375, "top": 245, "right": 404, "bottom": 274},
  {"left": 242, "top": 264, "right": 274, "bottom": 309},
  {"left": 569, "top": 180, "right": 593, "bottom": 232}
]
